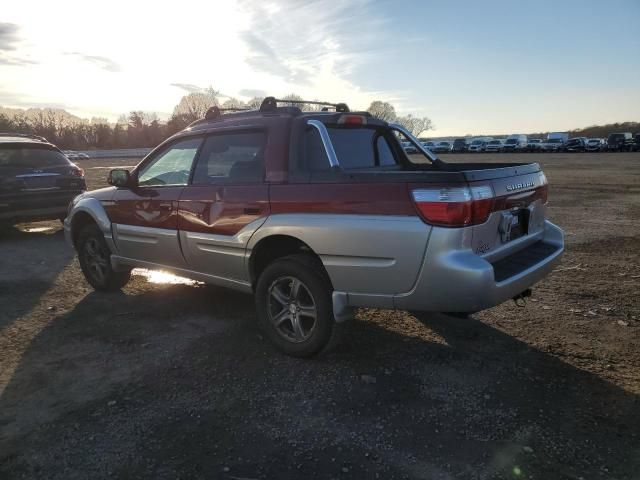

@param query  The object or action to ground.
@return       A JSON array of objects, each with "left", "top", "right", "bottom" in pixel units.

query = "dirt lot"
[{"left": 1, "top": 152, "right": 639, "bottom": 479}]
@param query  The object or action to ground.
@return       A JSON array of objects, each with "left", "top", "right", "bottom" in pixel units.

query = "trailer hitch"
[{"left": 513, "top": 288, "right": 532, "bottom": 307}]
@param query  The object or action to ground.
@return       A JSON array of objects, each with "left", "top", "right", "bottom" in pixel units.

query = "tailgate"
[{"left": 463, "top": 164, "right": 549, "bottom": 258}]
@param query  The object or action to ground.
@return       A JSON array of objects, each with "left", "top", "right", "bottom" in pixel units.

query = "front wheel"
[
  {"left": 77, "top": 224, "right": 131, "bottom": 291},
  {"left": 255, "top": 254, "right": 342, "bottom": 357}
]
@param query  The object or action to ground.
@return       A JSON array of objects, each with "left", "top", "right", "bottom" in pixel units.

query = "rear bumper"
[
  {"left": 335, "top": 220, "right": 564, "bottom": 315},
  {"left": 0, "top": 190, "right": 83, "bottom": 222},
  {"left": 393, "top": 220, "right": 564, "bottom": 312},
  {"left": 0, "top": 205, "right": 69, "bottom": 222}
]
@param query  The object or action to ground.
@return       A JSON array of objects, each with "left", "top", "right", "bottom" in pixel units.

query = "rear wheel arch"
[{"left": 249, "top": 235, "right": 331, "bottom": 289}]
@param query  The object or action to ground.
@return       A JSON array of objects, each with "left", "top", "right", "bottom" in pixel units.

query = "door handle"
[{"left": 243, "top": 207, "right": 261, "bottom": 215}]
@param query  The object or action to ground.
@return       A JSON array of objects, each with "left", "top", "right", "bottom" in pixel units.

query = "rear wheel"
[
  {"left": 255, "top": 254, "right": 342, "bottom": 357},
  {"left": 77, "top": 224, "right": 130, "bottom": 291}
]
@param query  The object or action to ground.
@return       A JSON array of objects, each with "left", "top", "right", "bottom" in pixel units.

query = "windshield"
[
  {"left": 505, "top": 139, "right": 517, "bottom": 144},
  {"left": 0, "top": 145, "right": 70, "bottom": 168},
  {"left": 547, "top": 139, "right": 562, "bottom": 144},
  {"left": 608, "top": 134, "right": 624, "bottom": 141},
  {"left": 471, "top": 140, "right": 483, "bottom": 145},
  {"left": 488, "top": 140, "right": 501, "bottom": 145}
]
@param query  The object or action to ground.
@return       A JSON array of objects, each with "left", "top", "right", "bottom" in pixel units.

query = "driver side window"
[{"left": 138, "top": 137, "right": 202, "bottom": 187}]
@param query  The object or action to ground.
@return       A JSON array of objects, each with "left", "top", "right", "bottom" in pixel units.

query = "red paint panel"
[
  {"left": 270, "top": 183, "right": 416, "bottom": 216},
  {"left": 178, "top": 184, "right": 270, "bottom": 235},
  {"left": 106, "top": 186, "right": 183, "bottom": 229}
]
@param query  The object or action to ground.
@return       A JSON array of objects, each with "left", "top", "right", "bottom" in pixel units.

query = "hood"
[{"left": 79, "top": 186, "right": 116, "bottom": 202}]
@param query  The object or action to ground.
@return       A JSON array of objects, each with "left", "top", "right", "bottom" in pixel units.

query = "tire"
[
  {"left": 255, "top": 254, "right": 343, "bottom": 357},
  {"left": 77, "top": 223, "right": 131, "bottom": 291}
]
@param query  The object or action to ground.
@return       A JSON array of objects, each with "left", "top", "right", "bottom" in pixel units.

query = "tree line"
[{"left": 0, "top": 88, "right": 434, "bottom": 150}]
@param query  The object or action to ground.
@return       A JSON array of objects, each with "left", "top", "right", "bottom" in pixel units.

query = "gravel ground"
[{"left": 0, "top": 152, "right": 638, "bottom": 479}]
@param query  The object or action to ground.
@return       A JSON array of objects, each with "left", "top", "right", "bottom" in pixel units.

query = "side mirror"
[{"left": 108, "top": 169, "right": 133, "bottom": 188}]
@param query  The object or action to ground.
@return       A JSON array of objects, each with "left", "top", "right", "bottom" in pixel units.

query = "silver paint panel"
[
  {"left": 64, "top": 195, "right": 118, "bottom": 253},
  {"left": 393, "top": 220, "right": 564, "bottom": 312},
  {"left": 471, "top": 199, "right": 546, "bottom": 258},
  {"left": 179, "top": 217, "right": 267, "bottom": 282},
  {"left": 248, "top": 214, "right": 431, "bottom": 294},
  {"left": 113, "top": 224, "right": 187, "bottom": 268}
]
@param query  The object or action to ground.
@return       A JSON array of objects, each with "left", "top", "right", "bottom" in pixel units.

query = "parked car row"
[
  {"left": 63, "top": 150, "right": 90, "bottom": 160},
  {"left": 410, "top": 132, "right": 640, "bottom": 153}
]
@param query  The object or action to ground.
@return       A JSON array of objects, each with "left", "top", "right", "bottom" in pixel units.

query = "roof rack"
[
  {"left": 0, "top": 132, "right": 48, "bottom": 142},
  {"left": 204, "top": 105, "right": 252, "bottom": 120},
  {"left": 260, "top": 96, "right": 350, "bottom": 113}
]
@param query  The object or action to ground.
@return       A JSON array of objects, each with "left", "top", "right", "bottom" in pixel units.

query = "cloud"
[
  {"left": 65, "top": 52, "right": 121, "bottom": 72},
  {"left": 240, "top": 30, "right": 310, "bottom": 84},
  {"left": 170, "top": 83, "right": 204, "bottom": 94},
  {"left": 236, "top": 0, "right": 390, "bottom": 104},
  {"left": 0, "top": 53, "right": 37, "bottom": 66},
  {"left": 238, "top": 88, "right": 267, "bottom": 98},
  {"left": 0, "top": 89, "right": 69, "bottom": 110},
  {"left": 0, "top": 23, "right": 20, "bottom": 51},
  {"left": 0, "top": 22, "right": 36, "bottom": 66}
]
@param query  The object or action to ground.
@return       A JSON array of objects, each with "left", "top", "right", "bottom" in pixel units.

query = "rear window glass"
[
  {"left": 192, "top": 131, "right": 265, "bottom": 183},
  {"left": 0, "top": 145, "right": 70, "bottom": 168},
  {"left": 305, "top": 126, "right": 398, "bottom": 170}
]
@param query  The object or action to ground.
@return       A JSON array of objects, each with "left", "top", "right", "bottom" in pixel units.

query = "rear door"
[
  {"left": 108, "top": 136, "right": 202, "bottom": 267},
  {"left": 177, "top": 129, "right": 269, "bottom": 282}
]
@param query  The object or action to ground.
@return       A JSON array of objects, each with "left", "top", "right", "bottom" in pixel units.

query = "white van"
[{"left": 502, "top": 134, "right": 528, "bottom": 151}]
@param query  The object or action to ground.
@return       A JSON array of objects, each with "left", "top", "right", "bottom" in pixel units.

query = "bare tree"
[
  {"left": 367, "top": 101, "right": 397, "bottom": 122},
  {"left": 246, "top": 97, "right": 264, "bottom": 109},
  {"left": 172, "top": 87, "right": 220, "bottom": 121},
  {"left": 280, "top": 93, "right": 320, "bottom": 112},
  {"left": 395, "top": 114, "right": 434, "bottom": 137},
  {"left": 221, "top": 97, "right": 246, "bottom": 109}
]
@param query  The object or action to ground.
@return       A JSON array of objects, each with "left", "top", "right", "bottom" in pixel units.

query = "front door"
[
  {"left": 178, "top": 130, "right": 269, "bottom": 283},
  {"left": 108, "top": 136, "right": 202, "bottom": 267}
]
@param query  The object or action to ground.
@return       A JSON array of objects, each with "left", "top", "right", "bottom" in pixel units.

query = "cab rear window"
[
  {"left": 304, "top": 126, "right": 397, "bottom": 170},
  {"left": 0, "top": 145, "right": 70, "bottom": 168}
]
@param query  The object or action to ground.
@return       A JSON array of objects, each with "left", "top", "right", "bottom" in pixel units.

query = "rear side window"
[
  {"left": 304, "top": 126, "right": 398, "bottom": 170},
  {"left": 192, "top": 131, "right": 266, "bottom": 184},
  {"left": 0, "top": 145, "right": 70, "bottom": 168}
]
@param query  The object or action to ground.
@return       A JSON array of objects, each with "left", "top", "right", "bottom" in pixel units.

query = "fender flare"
[{"left": 68, "top": 197, "right": 118, "bottom": 253}]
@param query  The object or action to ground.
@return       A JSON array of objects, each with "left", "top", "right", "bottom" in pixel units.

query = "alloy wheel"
[
  {"left": 267, "top": 276, "right": 317, "bottom": 343},
  {"left": 83, "top": 237, "right": 109, "bottom": 284}
]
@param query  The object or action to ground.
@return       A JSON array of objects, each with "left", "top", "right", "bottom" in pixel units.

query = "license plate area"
[{"left": 499, "top": 209, "right": 529, "bottom": 243}]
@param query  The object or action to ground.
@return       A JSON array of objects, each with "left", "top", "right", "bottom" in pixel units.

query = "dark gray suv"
[{"left": 0, "top": 134, "right": 86, "bottom": 226}]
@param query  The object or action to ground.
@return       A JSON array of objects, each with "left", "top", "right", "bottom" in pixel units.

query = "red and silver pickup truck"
[{"left": 64, "top": 97, "right": 564, "bottom": 357}]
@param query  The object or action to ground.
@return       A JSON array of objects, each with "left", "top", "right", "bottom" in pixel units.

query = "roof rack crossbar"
[
  {"left": 218, "top": 107, "right": 251, "bottom": 112},
  {"left": 260, "top": 96, "right": 349, "bottom": 113}
]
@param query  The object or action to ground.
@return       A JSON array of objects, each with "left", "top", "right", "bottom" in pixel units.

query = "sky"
[{"left": 1, "top": 0, "right": 639, "bottom": 136}]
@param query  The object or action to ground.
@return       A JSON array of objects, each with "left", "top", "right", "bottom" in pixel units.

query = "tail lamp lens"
[
  {"left": 412, "top": 184, "right": 495, "bottom": 227},
  {"left": 70, "top": 166, "right": 84, "bottom": 177}
]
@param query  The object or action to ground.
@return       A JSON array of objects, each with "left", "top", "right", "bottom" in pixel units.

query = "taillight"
[
  {"left": 538, "top": 172, "right": 548, "bottom": 204},
  {"left": 70, "top": 166, "right": 84, "bottom": 177},
  {"left": 412, "top": 184, "right": 495, "bottom": 227}
]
